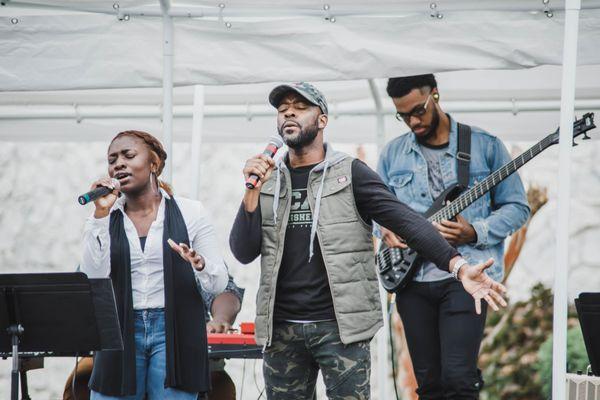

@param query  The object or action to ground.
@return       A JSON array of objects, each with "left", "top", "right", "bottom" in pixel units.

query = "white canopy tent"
[{"left": 2, "top": 1, "right": 600, "bottom": 398}]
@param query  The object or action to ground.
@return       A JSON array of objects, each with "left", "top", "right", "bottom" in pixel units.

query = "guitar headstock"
[{"left": 548, "top": 112, "right": 596, "bottom": 145}]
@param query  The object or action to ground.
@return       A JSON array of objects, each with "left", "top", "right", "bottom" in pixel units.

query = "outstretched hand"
[
  {"left": 167, "top": 238, "right": 205, "bottom": 271},
  {"left": 458, "top": 258, "right": 507, "bottom": 314}
]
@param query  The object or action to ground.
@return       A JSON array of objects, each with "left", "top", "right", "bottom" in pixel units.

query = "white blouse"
[{"left": 80, "top": 190, "right": 228, "bottom": 310}]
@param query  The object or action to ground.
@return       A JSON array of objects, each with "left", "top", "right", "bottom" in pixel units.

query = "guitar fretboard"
[{"left": 428, "top": 134, "right": 555, "bottom": 223}]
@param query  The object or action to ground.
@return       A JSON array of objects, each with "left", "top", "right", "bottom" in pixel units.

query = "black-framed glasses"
[{"left": 395, "top": 94, "right": 432, "bottom": 122}]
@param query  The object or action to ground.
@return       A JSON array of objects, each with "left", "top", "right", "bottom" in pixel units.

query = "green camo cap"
[{"left": 268, "top": 82, "right": 328, "bottom": 115}]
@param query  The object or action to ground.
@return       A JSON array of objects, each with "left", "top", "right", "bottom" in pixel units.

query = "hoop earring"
[{"left": 151, "top": 171, "right": 160, "bottom": 196}]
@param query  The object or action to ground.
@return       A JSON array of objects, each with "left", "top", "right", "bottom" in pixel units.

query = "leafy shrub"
[{"left": 536, "top": 325, "right": 589, "bottom": 398}]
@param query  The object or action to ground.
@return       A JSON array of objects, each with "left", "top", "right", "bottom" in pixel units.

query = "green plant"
[
  {"left": 536, "top": 325, "right": 589, "bottom": 398},
  {"left": 479, "top": 283, "right": 580, "bottom": 400}
]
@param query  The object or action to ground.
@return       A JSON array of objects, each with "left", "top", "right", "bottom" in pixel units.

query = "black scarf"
[{"left": 89, "top": 196, "right": 210, "bottom": 396}]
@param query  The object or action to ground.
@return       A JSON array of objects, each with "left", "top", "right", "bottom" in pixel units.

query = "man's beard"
[
  {"left": 415, "top": 107, "right": 440, "bottom": 144},
  {"left": 278, "top": 119, "right": 319, "bottom": 149}
]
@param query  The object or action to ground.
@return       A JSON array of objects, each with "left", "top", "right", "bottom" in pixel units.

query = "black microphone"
[
  {"left": 78, "top": 179, "right": 120, "bottom": 205},
  {"left": 245, "top": 136, "right": 285, "bottom": 189}
]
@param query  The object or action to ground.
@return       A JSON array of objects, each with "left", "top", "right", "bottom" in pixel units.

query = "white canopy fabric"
[{"left": 2, "top": 1, "right": 600, "bottom": 91}]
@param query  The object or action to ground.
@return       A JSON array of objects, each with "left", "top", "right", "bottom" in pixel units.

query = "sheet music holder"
[
  {"left": 575, "top": 292, "right": 600, "bottom": 376},
  {"left": 0, "top": 272, "right": 122, "bottom": 400}
]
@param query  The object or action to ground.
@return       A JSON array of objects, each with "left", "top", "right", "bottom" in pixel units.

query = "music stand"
[
  {"left": 575, "top": 292, "right": 600, "bottom": 376},
  {"left": 0, "top": 272, "right": 122, "bottom": 400}
]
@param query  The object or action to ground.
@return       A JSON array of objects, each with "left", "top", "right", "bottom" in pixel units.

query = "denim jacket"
[{"left": 376, "top": 116, "right": 530, "bottom": 282}]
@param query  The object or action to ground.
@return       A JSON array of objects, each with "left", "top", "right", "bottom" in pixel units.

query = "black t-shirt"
[
  {"left": 274, "top": 163, "right": 335, "bottom": 321},
  {"left": 230, "top": 158, "right": 460, "bottom": 321}
]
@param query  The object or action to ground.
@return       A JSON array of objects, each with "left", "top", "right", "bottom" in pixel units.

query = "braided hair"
[{"left": 111, "top": 130, "right": 174, "bottom": 196}]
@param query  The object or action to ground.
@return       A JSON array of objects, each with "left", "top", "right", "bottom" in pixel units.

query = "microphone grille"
[{"left": 268, "top": 136, "right": 285, "bottom": 149}]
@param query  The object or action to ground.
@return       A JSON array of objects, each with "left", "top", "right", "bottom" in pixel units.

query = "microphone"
[
  {"left": 78, "top": 179, "right": 121, "bottom": 205},
  {"left": 245, "top": 136, "right": 285, "bottom": 189}
]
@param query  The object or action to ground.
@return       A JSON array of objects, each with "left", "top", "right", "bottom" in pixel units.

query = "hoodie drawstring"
[
  {"left": 309, "top": 160, "right": 329, "bottom": 262},
  {"left": 272, "top": 166, "right": 282, "bottom": 225}
]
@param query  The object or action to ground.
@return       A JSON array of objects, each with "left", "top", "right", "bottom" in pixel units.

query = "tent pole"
[
  {"left": 368, "top": 79, "right": 389, "bottom": 400},
  {"left": 160, "top": 0, "right": 174, "bottom": 183},
  {"left": 191, "top": 85, "right": 205, "bottom": 200},
  {"left": 552, "top": 0, "right": 580, "bottom": 398}
]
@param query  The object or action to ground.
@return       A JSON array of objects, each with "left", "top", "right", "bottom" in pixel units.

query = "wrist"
[
  {"left": 451, "top": 258, "right": 469, "bottom": 281},
  {"left": 468, "top": 224, "right": 478, "bottom": 243},
  {"left": 243, "top": 190, "right": 260, "bottom": 212},
  {"left": 210, "top": 317, "right": 231, "bottom": 325},
  {"left": 457, "top": 264, "right": 468, "bottom": 280}
]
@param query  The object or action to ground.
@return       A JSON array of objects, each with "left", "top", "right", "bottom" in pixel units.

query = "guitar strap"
[{"left": 456, "top": 123, "right": 472, "bottom": 189}]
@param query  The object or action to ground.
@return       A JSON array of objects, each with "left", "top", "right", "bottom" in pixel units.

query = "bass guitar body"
[{"left": 377, "top": 184, "right": 463, "bottom": 293}]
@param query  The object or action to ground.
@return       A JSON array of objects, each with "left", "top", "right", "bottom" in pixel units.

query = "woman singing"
[{"left": 81, "top": 130, "right": 228, "bottom": 399}]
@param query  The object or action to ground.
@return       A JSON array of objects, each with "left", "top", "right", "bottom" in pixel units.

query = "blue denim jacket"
[{"left": 376, "top": 116, "right": 530, "bottom": 282}]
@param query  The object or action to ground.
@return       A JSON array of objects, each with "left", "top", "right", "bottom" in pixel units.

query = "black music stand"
[
  {"left": 575, "top": 292, "right": 600, "bottom": 376},
  {"left": 0, "top": 273, "right": 122, "bottom": 400}
]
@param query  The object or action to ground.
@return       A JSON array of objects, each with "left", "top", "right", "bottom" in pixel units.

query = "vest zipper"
[
  {"left": 307, "top": 169, "right": 345, "bottom": 343},
  {"left": 265, "top": 169, "right": 292, "bottom": 347}
]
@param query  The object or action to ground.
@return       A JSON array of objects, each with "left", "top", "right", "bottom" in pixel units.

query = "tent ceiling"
[
  {"left": 1, "top": 2, "right": 599, "bottom": 143},
  {"left": 2, "top": 2, "right": 600, "bottom": 91}
]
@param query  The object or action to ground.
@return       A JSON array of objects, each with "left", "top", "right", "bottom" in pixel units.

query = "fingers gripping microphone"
[
  {"left": 78, "top": 178, "right": 121, "bottom": 205},
  {"left": 245, "top": 136, "right": 284, "bottom": 189}
]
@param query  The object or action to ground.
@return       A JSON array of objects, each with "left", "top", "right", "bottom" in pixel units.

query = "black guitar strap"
[{"left": 456, "top": 123, "right": 472, "bottom": 189}]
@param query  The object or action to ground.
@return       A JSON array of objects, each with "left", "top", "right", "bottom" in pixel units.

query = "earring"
[
  {"left": 150, "top": 171, "right": 159, "bottom": 195},
  {"left": 432, "top": 92, "right": 440, "bottom": 101}
]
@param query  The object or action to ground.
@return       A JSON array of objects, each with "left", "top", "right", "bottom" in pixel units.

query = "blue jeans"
[{"left": 91, "top": 309, "right": 198, "bottom": 400}]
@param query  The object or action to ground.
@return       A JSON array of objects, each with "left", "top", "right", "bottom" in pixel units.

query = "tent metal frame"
[
  {"left": 5, "top": 1, "right": 600, "bottom": 18},
  {"left": 1, "top": 98, "right": 597, "bottom": 120}
]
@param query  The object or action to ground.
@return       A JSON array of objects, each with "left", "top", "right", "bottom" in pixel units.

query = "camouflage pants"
[{"left": 263, "top": 320, "right": 371, "bottom": 400}]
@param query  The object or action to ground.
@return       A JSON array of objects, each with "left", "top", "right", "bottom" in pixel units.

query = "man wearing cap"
[{"left": 229, "top": 82, "right": 507, "bottom": 399}]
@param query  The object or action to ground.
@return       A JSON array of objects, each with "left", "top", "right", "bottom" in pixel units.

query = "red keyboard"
[{"left": 207, "top": 322, "right": 262, "bottom": 359}]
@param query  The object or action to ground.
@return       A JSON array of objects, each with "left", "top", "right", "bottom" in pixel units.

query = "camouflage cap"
[{"left": 268, "top": 82, "right": 328, "bottom": 115}]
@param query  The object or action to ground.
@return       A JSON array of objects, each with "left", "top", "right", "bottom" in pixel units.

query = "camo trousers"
[{"left": 263, "top": 320, "right": 371, "bottom": 400}]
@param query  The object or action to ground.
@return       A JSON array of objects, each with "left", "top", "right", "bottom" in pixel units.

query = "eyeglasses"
[{"left": 395, "top": 94, "right": 432, "bottom": 122}]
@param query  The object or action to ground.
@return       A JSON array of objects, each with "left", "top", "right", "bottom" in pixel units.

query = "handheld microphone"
[
  {"left": 78, "top": 179, "right": 121, "bottom": 205},
  {"left": 245, "top": 136, "right": 285, "bottom": 189}
]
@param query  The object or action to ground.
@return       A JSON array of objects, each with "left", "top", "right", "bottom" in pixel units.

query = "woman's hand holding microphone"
[{"left": 90, "top": 177, "right": 121, "bottom": 218}]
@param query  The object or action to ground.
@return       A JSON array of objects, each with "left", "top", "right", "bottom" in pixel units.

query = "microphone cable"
[
  {"left": 253, "top": 358, "right": 265, "bottom": 399},
  {"left": 240, "top": 359, "right": 246, "bottom": 400},
  {"left": 71, "top": 354, "right": 79, "bottom": 400},
  {"left": 388, "top": 293, "right": 401, "bottom": 400}
]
